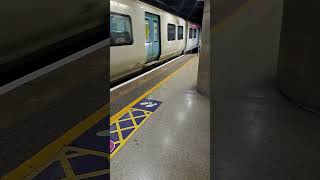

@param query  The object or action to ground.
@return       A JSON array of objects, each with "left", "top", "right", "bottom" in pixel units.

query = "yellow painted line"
[
  {"left": 3, "top": 1, "right": 258, "bottom": 176},
  {"left": 213, "top": 0, "right": 257, "bottom": 33},
  {"left": 110, "top": 56, "right": 196, "bottom": 159},
  {"left": 2, "top": 104, "right": 109, "bottom": 180},
  {"left": 110, "top": 56, "right": 195, "bottom": 124},
  {"left": 110, "top": 108, "right": 152, "bottom": 159}
]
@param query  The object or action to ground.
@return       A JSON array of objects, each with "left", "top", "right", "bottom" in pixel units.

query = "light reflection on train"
[{"left": 110, "top": 0, "right": 201, "bottom": 82}]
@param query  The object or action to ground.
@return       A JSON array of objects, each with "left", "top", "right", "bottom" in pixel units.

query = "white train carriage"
[
  {"left": 185, "top": 21, "right": 201, "bottom": 53},
  {"left": 110, "top": 0, "right": 201, "bottom": 82}
]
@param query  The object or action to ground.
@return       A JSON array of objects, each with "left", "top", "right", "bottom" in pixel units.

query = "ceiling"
[{"left": 140, "top": 0, "right": 204, "bottom": 25}]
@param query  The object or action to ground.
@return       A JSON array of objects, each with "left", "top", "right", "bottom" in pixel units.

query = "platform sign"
[
  {"left": 110, "top": 98, "right": 161, "bottom": 158},
  {"left": 132, "top": 99, "right": 161, "bottom": 112}
]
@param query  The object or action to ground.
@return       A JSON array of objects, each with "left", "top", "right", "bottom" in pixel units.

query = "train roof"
[{"left": 138, "top": 0, "right": 203, "bottom": 26}]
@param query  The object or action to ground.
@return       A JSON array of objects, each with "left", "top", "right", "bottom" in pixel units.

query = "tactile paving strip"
[
  {"left": 110, "top": 98, "right": 161, "bottom": 159},
  {"left": 27, "top": 116, "right": 109, "bottom": 180}
]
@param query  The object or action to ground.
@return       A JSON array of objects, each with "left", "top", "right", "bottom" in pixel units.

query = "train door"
[{"left": 145, "top": 12, "right": 160, "bottom": 63}]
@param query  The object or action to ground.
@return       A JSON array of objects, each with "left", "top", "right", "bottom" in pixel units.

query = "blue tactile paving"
[
  {"left": 32, "top": 115, "right": 109, "bottom": 179},
  {"left": 134, "top": 117, "right": 145, "bottom": 125},
  {"left": 110, "top": 132, "right": 119, "bottom": 142},
  {"left": 86, "top": 174, "right": 109, "bottom": 180},
  {"left": 69, "top": 154, "right": 108, "bottom": 175},
  {"left": 110, "top": 124, "right": 117, "bottom": 131},
  {"left": 110, "top": 98, "right": 162, "bottom": 157},
  {"left": 132, "top": 110, "right": 145, "bottom": 117},
  {"left": 119, "top": 113, "right": 131, "bottom": 120},
  {"left": 132, "top": 99, "right": 162, "bottom": 112},
  {"left": 121, "top": 128, "right": 134, "bottom": 139},
  {"left": 33, "top": 161, "right": 65, "bottom": 180},
  {"left": 70, "top": 116, "right": 109, "bottom": 153},
  {"left": 119, "top": 120, "right": 134, "bottom": 129}
]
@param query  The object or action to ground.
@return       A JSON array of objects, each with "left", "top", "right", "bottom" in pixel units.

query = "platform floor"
[
  {"left": 213, "top": 0, "right": 320, "bottom": 179},
  {"left": 0, "top": 43, "right": 109, "bottom": 179},
  {"left": 110, "top": 54, "right": 210, "bottom": 179}
]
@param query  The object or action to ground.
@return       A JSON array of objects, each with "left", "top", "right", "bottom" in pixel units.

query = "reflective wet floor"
[
  {"left": 213, "top": 0, "right": 320, "bottom": 179},
  {"left": 110, "top": 55, "right": 210, "bottom": 179}
]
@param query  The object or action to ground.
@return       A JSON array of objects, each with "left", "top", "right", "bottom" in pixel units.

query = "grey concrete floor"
[
  {"left": 213, "top": 0, "right": 320, "bottom": 179},
  {"left": 111, "top": 56, "right": 210, "bottom": 179},
  {"left": 110, "top": 55, "right": 196, "bottom": 116}
]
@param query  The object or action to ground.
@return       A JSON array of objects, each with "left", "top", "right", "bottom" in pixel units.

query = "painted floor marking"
[
  {"left": 110, "top": 99, "right": 161, "bottom": 159},
  {"left": 0, "top": 38, "right": 109, "bottom": 96},
  {"left": 1, "top": 1, "right": 258, "bottom": 177},
  {"left": 24, "top": 116, "right": 109, "bottom": 180},
  {"left": 2, "top": 105, "right": 109, "bottom": 180},
  {"left": 110, "top": 56, "right": 196, "bottom": 159}
]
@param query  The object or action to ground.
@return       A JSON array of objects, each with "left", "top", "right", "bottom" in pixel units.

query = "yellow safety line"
[
  {"left": 67, "top": 146, "right": 109, "bottom": 158},
  {"left": 115, "top": 121, "right": 124, "bottom": 142},
  {"left": 117, "top": 114, "right": 147, "bottom": 122},
  {"left": 2, "top": 104, "right": 109, "bottom": 179},
  {"left": 110, "top": 57, "right": 196, "bottom": 159},
  {"left": 73, "top": 169, "right": 110, "bottom": 180},
  {"left": 111, "top": 126, "right": 136, "bottom": 133},
  {"left": 2, "top": 1, "right": 258, "bottom": 177},
  {"left": 110, "top": 56, "right": 195, "bottom": 125},
  {"left": 59, "top": 155, "right": 76, "bottom": 179},
  {"left": 128, "top": 110, "right": 139, "bottom": 129},
  {"left": 110, "top": 110, "right": 152, "bottom": 159},
  {"left": 213, "top": 0, "right": 257, "bottom": 33}
]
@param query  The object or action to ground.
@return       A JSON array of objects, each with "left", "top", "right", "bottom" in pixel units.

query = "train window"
[
  {"left": 153, "top": 20, "right": 158, "bottom": 42},
  {"left": 145, "top": 19, "right": 150, "bottom": 43},
  {"left": 167, "top": 24, "right": 176, "bottom": 41},
  {"left": 193, "top": 29, "right": 196, "bottom": 38},
  {"left": 189, "top": 28, "right": 193, "bottom": 39},
  {"left": 110, "top": 13, "right": 133, "bottom": 46},
  {"left": 178, "top": 26, "right": 183, "bottom": 40}
]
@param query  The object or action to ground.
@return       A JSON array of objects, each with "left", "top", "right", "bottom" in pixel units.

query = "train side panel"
[
  {"left": 110, "top": 0, "right": 201, "bottom": 82},
  {"left": 184, "top": 21, "right": 200, "bottom": 53},
  {"left": 110, "top": 0, "right": 146, "bottom": 81},
  {"left": 158, "top": 12, "right": 186, "bottom": 61}
]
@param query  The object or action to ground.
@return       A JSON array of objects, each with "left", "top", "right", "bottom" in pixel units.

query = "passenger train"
[{"left": 111, "top": 0, "right": 201, "bottom": 82}]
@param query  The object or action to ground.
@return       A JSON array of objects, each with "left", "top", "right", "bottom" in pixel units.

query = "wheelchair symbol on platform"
[
  {"left": 110, "top": 140, "right": 115, "bottom": 153},
  {"left": 139, "top": 101, "right": 158, "bottom": 108}
]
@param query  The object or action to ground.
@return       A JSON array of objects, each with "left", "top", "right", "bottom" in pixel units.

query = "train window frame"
[
  {"left": 145, "top": 19, "right": 151, "bottom": 43},
  {"left": 193, "top": 29, "right": 196, "bottom": 38},
  {"left": 167, "top": 23, "right": 176, "bottom": 41},
  {"left": 178, "top": 26, "right": 183, "bottom": 40},
  {"left": 110, "top": 12, "right": 134, "bottom": 47},
  {"left": 189, "top": 28, "right": 193, "bottom": 39},
  {"left": 153, "top": 20, "right": 159, "bottom": 42}
]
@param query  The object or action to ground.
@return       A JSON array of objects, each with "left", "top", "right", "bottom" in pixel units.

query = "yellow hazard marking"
[
  {"left": 110, "top": 108, "right": 152, "bottom": 159},
  {"left": 2, "top": 104, "right": 109, "bottom": 179},
  {"left": 24, "top": 146, "right": 109, "bottom": 180},
  {"left": 110, "top": 56, "right": 195, "bottom": 125},
  {"left": 110, "top": 56, "right": 196, "bottom": 159}
]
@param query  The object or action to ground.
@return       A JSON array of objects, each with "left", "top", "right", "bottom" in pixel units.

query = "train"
[{"left": 110, "top": 0, "right": 201, "bottom": 82}]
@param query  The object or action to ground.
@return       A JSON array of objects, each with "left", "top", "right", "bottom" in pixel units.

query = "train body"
[{"left": 111, "top": 0, "right": 201, "bottom": 82}]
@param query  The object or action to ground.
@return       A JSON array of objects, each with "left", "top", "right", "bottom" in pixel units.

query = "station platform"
[
  {"left": 213, "top": 0, "right": 320, "bottom": 179},
  {"left": 0, "top": 40, "right": 109, "bottom": 179},
  {"left": 110, "top": 54, "right": 210, "bottom": 179}
]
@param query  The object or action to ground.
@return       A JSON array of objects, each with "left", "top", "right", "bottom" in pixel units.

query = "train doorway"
[{"left": 145, "top": 12, "right": 160, "bottom": 63}]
